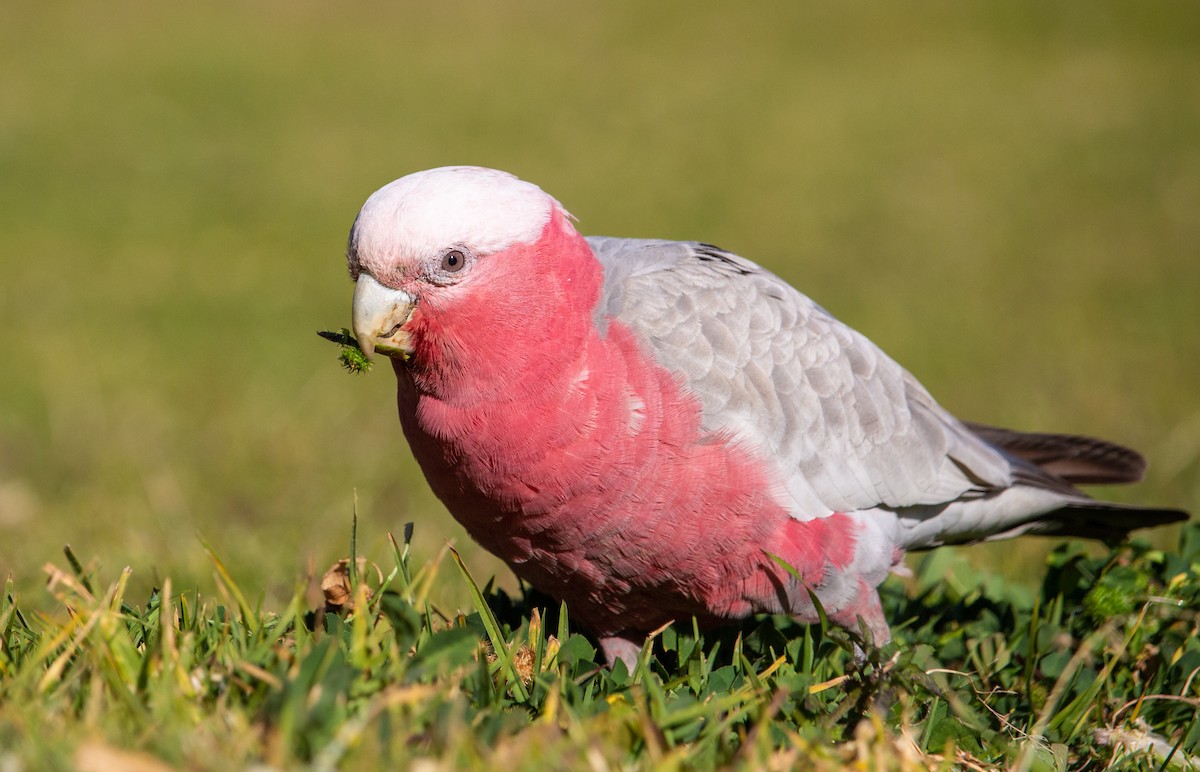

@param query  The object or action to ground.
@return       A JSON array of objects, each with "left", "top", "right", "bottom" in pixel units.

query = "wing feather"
[{"left": 586, "top": 236, "right": 1013, "bottom": 518}]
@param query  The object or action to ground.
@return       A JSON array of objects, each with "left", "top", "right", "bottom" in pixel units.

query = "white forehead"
[{"left": 351, "top": 166, "right": 565, "bottom": 261}]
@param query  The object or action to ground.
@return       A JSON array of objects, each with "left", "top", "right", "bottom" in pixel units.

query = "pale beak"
[{"left": 352, "top": 273, "right": 417, "bottom": 361}]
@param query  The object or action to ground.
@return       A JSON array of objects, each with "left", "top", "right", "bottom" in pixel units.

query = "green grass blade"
[
  {"left": 198, "top": 535, "right": 258, "bottom": 637},
  {"left": 448, "top": 546, "right": 528, "bottom": 703}
]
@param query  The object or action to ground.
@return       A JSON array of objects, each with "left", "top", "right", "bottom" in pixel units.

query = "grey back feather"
[{"left": 585, "top": 237, "right": 1018, "bottom": 519}]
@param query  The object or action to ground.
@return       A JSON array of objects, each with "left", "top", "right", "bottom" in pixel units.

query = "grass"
[
  {"left": 2, "top": 522, "right": 1198, "bottom": 768},
  {"left": 2, "top": 0, "right": 1198, "bottom": 596},
  {"left": 1, "top": 0, "right": 1198, "bottom": 767}
]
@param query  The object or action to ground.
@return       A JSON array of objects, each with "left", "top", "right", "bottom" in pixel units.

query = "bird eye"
[{"left": 441, "top": 249, "right": 466, "bottom": 273}]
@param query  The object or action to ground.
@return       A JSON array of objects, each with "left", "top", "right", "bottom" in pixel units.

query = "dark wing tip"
[{"left": 964, "top": 421, "right": 1148, "bottom": 485}]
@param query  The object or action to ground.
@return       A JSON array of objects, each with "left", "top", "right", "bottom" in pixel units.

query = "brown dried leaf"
[
  {"left": 321, "top": 558, "right": 373, "bottom": 614},
  {"left": 513, "top": 644, "right": 535, "bottom": 686}
]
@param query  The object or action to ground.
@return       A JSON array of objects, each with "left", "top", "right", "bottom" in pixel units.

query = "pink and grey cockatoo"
[{"left": 345, "top": 166, "right": 1186, "bottom": 668}]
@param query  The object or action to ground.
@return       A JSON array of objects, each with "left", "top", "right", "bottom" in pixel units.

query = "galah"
[{"left": 345, "top": 166, "right": 1187, "bottom": 668}]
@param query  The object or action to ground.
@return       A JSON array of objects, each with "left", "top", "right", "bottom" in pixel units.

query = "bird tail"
[
  {"left": 964, "top": 421, "right": 1188, "bottom": 542},
  {"left": 1003, "top": 501, "right": 1188, "bottom": 543}
]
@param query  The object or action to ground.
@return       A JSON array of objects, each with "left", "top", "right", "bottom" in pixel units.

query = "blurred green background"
[{"left": 2, "top": 1, "right": 1197, "bottom": 606}]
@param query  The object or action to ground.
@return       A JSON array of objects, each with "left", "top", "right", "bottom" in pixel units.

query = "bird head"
[{"left": 346, "top": 166, "right": 600, "bottom": 400}]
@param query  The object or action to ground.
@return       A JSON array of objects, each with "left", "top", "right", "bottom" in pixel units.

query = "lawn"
[{"left": 1, "top": 1, "right": 1198, "bottom": 767}]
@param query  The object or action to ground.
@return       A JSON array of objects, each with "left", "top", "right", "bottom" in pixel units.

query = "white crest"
[{"left": 350, "top": 167, "right": 569, "bottom": 266}]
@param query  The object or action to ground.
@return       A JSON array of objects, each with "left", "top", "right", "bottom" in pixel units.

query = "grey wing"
[{"left": 586, "top": 236, "right": 1017, "bottom": 519}]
